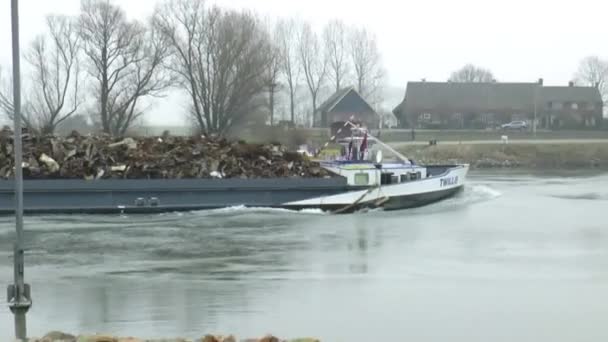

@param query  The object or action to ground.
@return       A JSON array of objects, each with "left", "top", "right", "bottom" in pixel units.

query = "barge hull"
[{"left": 0, "top": 178, "right": 357, "bottom": 215}]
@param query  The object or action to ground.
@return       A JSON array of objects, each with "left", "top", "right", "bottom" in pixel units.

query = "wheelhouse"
[{"left": 320, "top": 124, "right": 428, "bottom": 187}]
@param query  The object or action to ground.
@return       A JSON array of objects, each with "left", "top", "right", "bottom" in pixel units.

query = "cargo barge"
[{"left": 0, "top": 123, "right": 468, "bottom": 215}]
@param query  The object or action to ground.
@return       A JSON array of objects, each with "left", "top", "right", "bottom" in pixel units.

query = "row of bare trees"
[
  {"left": 1, "top": 0, "right": 173, "bottom": 136},
  {"left": 1, "top": 15, "right": 83, "bottom": 135},
  {"left": 0, "top": 0, "right": 385, "bottom": 136},
  {"left": 274, "top": 19, "right": 385, "bottom": 126}
]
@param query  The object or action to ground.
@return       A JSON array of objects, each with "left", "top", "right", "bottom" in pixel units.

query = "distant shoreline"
[
  {"left": 14, "top": 331, "right": 317, "bottom": 342},
  {"left": 395, "top": 142, "right": 608, "bottom": 169}
]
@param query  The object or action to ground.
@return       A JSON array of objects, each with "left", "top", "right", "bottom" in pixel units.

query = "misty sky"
[{"left": 1, "top": 0, "right": 607, "bottom": 125}]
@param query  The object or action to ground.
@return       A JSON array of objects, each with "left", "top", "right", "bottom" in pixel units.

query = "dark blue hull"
[{"left": 0, "top": 177, "right": 358, "bottom": 215}]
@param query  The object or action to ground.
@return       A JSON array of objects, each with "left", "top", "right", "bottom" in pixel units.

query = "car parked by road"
[{"left": 501, "top": 121, "right": 528, "bottom": 130}]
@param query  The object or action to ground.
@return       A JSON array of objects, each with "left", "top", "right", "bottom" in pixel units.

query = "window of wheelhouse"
[{"left": 354, "top": 173, "right": 369, "bottom": 185}]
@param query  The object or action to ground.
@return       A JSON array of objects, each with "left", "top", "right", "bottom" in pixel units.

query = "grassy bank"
[
  {"left": 378, "top": 128, "right": 608, "bottom": 143},
  {"left": 228, "top": 127, "right": 608, "bottom": 146},
  {"left": 395, "top": 142, "right": 608, "bottom": 169}
]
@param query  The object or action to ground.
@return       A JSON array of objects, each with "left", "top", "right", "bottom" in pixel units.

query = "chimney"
[
  {"left": 421, "top": 78, "right": 426, "bottom": 82},
  {"left": 569, "top": 81, "right": 574, "bottom": 87},
  {"left": 595, "top": 82, "right": 600, "bottom": 88},
  {"left": 538, "top": 78, "right": 543, "bottom": 85}
]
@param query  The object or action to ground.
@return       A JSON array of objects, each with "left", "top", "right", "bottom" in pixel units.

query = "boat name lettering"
[{"left": 440, "top": 176, "right": 458, "bottom": 187}]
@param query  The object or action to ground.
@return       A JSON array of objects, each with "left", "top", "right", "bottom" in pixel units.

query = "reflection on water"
[{"left": 1, "top": 172, "right": 608, "bottom": 341}]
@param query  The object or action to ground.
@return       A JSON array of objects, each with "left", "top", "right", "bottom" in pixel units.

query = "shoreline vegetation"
[
  {"left": 395, "top": 142, "right": 608, "bottom": 169},
  {"left": 15, "top": 331, "right": 320, "bottom": 342}
]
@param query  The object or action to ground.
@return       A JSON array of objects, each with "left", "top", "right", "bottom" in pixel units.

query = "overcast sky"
[{"left": 1, "top": 0, "right": 607, "bottom": 125}]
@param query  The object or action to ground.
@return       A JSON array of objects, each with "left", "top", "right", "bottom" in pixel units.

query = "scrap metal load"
[{"left": 0, "top": 129, "right": 334, "bottom": 180}]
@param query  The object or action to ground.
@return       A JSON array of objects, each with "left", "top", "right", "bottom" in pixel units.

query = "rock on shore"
[
  {"left": 0, "top": 129, "right": 333, "bottom": 180},
  {"left": 15, "top": 331, "right": 320, "bottom": 342}
]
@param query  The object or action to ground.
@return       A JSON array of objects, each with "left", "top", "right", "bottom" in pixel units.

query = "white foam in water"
[
  {"left": 470, "top": 185, "right": 502, "bottom": 199},
  {"left": 190, "top": 205, "right": 327, "bottom": 216},
  {"left": 297, "top": 208, "right": 326, "bottom": 215}
]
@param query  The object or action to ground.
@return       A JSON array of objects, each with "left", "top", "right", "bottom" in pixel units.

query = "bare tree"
[
  {"left": 0, "top": 66, "right": 14, "bottom": 122},
  {"left": 276, "top": 19, "right": 301, "bottom": 124},
  {"left": 24, "top": 15, "right": 83, "bottom": 135},
  {"left": 349, "top": 27, "right": 383, "bottom": 101},
  {"left": 154, "top": 0, "right": 272, "bottom": 134},
  {"left": 298, "top": 22, "right": 327, "bottom": 127},
  {"left": 323, "top": 19, "right": 349, "bottom": 92},
  {"left": 575, "top": 56, "right": 608, "bottom": 105},
  {"left": 449, "top": 64, "right": 495, "bottom": 82},
  {"left": 0, "top": 65, "right": 36, "bottom": 130},
  {"left": 79, "top": 0, "right": 172, "bottom": 136},
  {"left": 265, "top": 44, "right": 282, "bottom": 126}
]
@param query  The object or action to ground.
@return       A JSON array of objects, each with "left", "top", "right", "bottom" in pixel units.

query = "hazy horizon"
[{"left": 2, "top": 0, "right": 608, "bottom": 126}]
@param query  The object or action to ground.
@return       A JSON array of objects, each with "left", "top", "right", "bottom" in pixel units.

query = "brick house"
[
  {"left": 315, "top": 86, "right": 380, "bottom": 128},
  {"left": 393, "top": 79, "right": 603, "bottom": 129}
]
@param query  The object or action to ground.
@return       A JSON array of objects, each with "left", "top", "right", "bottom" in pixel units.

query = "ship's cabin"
[
  {"left": 321, "top": 160, "right": 428, "bottom": 187},
  {"left": 320, "top": 127, "right": 428, "bottom": 187}
]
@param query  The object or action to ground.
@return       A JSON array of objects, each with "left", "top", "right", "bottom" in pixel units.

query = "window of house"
[
  {"left": 553, "top": 102, "right": 563, "bottom": 110},
  {"left": 572, "top": 103, "right": 578, "bottom": 110},
  {"left": 588, "top": 103, "right": 595, "bottom": 110},
  {"left": 481, "top": 113, "right": 495, "bottom": 123}
]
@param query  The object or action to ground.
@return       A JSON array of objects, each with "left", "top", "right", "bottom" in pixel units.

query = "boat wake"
[
  {"left": 186, "top": 205, "right": 327, "bottom": 217},
  {"left": 469, "top": 184, "right": 502, "bottom": 200},
  {"left": 549, "top": 192, "right": 608, "bottom": 201},
  {"left": 182, "top": 184, "right": 503, "bottom": 218}
]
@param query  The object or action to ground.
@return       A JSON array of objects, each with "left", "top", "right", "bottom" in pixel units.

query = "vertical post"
[
  {"left": 533, "top": 84, "right": 538, "bottom": 137},
  {"left": 8, "top": 0, "right": 32, "bottom": 340}
]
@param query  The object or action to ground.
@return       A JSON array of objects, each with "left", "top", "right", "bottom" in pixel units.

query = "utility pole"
[
  {"left": 533, "top": 84, "right": 538, "bottom": 138},
  {"left": 7, "top": 0, "right": 32, "bottom": 340}
]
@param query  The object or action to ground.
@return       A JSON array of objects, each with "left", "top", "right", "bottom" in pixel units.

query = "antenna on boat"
[{"left": 7, "top": 0, "right": 32, "bottom": 339}]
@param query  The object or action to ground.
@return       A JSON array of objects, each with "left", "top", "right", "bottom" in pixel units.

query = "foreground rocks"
[
  {"left": 0, "top": 129, "right": 333, "bottom": 180},
  {"left": 14, "top": 332, "right": 320, "bottom": 342}
]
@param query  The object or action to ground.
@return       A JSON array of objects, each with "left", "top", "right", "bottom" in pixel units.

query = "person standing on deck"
[{"left": 360, "top": 132, "right": 368, "bottom": 160}]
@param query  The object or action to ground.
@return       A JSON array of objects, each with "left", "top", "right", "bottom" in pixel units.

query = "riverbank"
[
  {"left": 16, "top": 331, "right": 319, "bottom": 342},
  {"left": 395, "top": 142, "right": 608, "bottom": 169}
]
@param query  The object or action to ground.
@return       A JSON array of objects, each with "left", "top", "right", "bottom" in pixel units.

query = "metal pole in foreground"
[{"left": 7, "top": 0, "right": 32, "bottom": 340}]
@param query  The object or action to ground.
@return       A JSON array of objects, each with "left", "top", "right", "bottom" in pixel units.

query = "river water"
[{"left": 1, "top": 170, "right": 608, "bottom": 341}]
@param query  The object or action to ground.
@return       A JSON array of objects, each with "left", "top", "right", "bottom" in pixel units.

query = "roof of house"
[
  {"left": 393, "top": 81, "right": 603, "bottom": 115},
  {"left": 541, "top": 86, "right": 603, "bottom": 103},
  {"left": 317, "top": 86, "right": 376, "bottom": 115}
]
